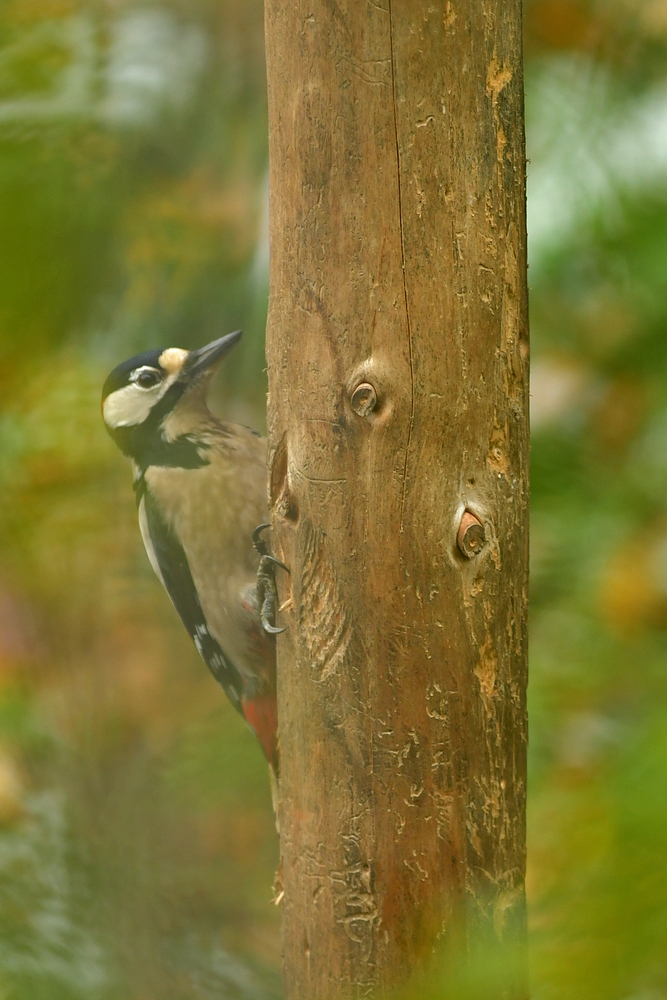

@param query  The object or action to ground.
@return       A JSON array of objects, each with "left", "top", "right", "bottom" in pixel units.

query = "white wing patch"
[{"left": 138, "top": 496, "right": 166, "bottom": 587}]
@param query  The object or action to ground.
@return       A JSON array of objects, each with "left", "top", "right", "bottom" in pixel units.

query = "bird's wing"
[{"left": 139, "top": 486, "right": 245, "bottom": 715}]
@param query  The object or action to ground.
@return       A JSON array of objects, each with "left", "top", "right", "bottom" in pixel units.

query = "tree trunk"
[{"left": 264, "top": 1, "right": 529, "bottom": 997}]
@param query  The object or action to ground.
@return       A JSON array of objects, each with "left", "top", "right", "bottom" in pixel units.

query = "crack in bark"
[{"left": 387, "top": 0, "right": 416, "bottom": 540}]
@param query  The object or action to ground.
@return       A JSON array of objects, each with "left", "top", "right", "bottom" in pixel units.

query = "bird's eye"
[{"left": 135, "top": 368, "right": 161, "bottom": 389}]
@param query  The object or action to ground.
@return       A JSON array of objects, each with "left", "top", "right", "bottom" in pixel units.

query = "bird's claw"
[
  {"left": 253, "top": 524, "right": 289, "bottom": 635},
  {"left": 252, "top": 523, "right": 272, "bottom": 553},
  {"left": 263, "top": 553, "right": 289, "bottom": 573}
]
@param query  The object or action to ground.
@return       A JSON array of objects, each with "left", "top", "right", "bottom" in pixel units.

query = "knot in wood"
[
  {"left": 457, "top": 511, "right": 486, "bottom": 558},
  {"left": 350, "top": 382, "right": 377, "bottom": 417}
]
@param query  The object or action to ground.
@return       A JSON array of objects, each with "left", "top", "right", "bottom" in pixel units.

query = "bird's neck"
[
  {"left": 160, "top": 392, "right": 211, "bottom": 443},
  {"left": 112, "top": 397, "right": 213, "bottom": 480}
]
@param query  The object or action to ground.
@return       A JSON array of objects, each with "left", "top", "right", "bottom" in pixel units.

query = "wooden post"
[{"left": 264, "top": 1, "right": 529, "bottom": 997}]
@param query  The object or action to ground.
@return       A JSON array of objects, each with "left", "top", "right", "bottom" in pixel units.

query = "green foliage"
[
  {"left": 1, "top": 1, "right": 667, "bottom": 998},
  {"left": 526, "top": 38, "right": 667, "bottom": 1000},
  {"left": 0, "top": 3, "right": 278, "bottom": 998}
]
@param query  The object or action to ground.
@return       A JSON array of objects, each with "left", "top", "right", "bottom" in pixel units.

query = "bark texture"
[{"left": 264, "top": 2, "right": 529, "bottom": 996}]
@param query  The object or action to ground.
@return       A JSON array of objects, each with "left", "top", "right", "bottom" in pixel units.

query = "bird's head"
[{"left": 102, "top": 330, "right": 242, "bottom": 464}]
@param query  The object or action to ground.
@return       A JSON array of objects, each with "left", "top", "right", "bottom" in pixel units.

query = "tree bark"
[{"left": 264, "top": 1, "right": 529, "bottom": 997}]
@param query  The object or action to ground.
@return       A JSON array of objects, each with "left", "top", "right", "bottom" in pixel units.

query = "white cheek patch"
[
  {"left": 103, "top": 383, "right": 164, "bottom": 428},
  {"left": 103, "top": 360, "right": 186, "bottom": 429}
]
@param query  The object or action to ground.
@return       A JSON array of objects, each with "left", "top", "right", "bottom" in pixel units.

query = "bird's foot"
[{"left": 253, "top": 524, "right": 289, "bottom": 635}]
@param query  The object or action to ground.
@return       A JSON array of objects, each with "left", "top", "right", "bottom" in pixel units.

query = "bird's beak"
[{"left": 185, "top": 330, "right": 242, "bottom": 379}]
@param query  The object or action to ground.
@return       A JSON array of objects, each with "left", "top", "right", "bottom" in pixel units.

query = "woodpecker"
[{"left": 101, "top": 331, "right": 284, "bottom": 780}]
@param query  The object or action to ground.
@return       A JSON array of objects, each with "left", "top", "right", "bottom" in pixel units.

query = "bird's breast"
[{"left": 142, "top": 447, "right": 271, "bottom": 686}]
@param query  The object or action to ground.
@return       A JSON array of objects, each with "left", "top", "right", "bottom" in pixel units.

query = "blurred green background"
[{"left": 0, "top": 1, "right": 666, "bottom": 997}]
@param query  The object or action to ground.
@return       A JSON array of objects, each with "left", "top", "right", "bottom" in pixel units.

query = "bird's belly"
[
  {"left": 193, "top": 561, "right": 264, "bottom": 683},
  {"left": 143, "top": 460, "right": 273, "bottom": 694}
]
